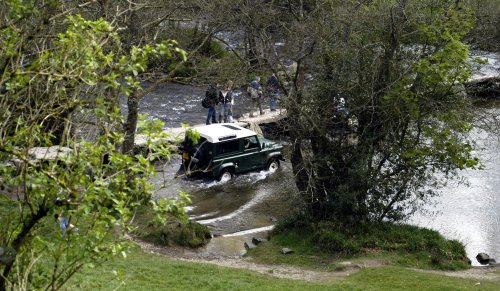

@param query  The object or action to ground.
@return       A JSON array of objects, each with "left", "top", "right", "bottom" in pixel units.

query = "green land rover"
[{"left": 177, "top": 124, "right": 284, "bottom": 181}]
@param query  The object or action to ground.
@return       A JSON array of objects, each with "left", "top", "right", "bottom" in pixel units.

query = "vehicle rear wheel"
[
  {"left": 218, "top": 168, "right": 233, "bottom": 182},
  {"left": 266, "top": 159, "right": 280, "bottom": 173}
]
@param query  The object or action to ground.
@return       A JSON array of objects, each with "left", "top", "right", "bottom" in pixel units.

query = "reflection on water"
[{"left": 409, "top": 119, "right": 500, "bottom": 265}]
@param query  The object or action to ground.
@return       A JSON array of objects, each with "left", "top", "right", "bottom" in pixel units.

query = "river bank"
[
  {"left": 67, "top": 240, "right": 500, "bottom": 290},
  {"left": 132, "top": 236, "right": 500, "bottom": 283}
]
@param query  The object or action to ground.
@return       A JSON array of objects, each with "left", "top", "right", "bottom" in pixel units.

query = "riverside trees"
[
  {"left": 467, "top": 0, "right": 500, "bottom": 52},
  {"left": 0, "top": 0, "right": 493, "bottom": 287},
  {"left": 148, "top": 0, "right": 486, "bottom": 224},
  {"left": 197, "top": 0, "right": 483, "bottom": 224},
  {"left": 280, "top": 0, "right": 481, "bottom": 223},
  {"left": 0, "top": 2, "right": 188, "bottom": 290}
]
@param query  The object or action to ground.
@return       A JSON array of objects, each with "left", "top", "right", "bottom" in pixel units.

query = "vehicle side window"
[
  {"left": 215, "top": 140, "right": 239, "bottom": 155},
  {"left": 243, "top": 136, "right": 259, "bottom": 150}
]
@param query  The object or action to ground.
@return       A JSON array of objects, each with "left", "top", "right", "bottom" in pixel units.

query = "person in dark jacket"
[
  {"left": 218, "top": 80, "right": 234, "bottom": 123},
  {"left": 266, "top": 73, "right": 280, "bottom": 111},
  {"left": 205, "top": 83, "right": 219, "bottom": 124}
]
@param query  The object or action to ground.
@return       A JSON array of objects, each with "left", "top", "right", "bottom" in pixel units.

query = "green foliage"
[
  {"left": 184, "top": 127, "right": 201, "bottom": 145},
  {"left": 0, "top": 10, "right": 188, "bottom": 290},
  {"left": 289, "top": 0, "right": 481, "bottom": 224},
  {"left": 132, "top": 204, "right": 210, "bottom": 249},
  {"left": 136, "top": 114, "right": 178, "bottom": 161},
  {"left": 195, "top": 37, "right": 227, "bottom": 59},
  {"left": 171, "top": 221, "right": 211, "bottom": 248},
  {"left": 466, "top": 0, "right": 500, "bottom": 51},
  {"left": 168, "top": 62, "right": 197, "bottom": 78},
  {"left": 150, "top": 191, "right": 192, "bottom": 226}
]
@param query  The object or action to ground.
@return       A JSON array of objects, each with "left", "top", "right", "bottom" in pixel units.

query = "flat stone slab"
[
  {"left": 11, "top": 146, "right": 73, "bottom": 164},
  {"left": 239, "top": 108, "right": 287, "bottom": 124},
  {"left": 134, "top": 109, "right": 286, "bottom": 148}
]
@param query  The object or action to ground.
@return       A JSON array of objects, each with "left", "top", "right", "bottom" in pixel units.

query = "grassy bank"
[
  {"left": 66, "top": 217, "right": 500, "bottom": 290},
  {"left": 66, "top": 245, "right": 500, "bottom": 290},
  {"left": 5, "top": 193, "right": 500, "bottom": 290},
  {"left": 246, "top": 220, "right": 471, "bottom": 271}
]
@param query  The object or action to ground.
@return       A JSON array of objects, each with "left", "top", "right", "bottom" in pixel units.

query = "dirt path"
[
  {"left": 133, "top": 237, "right": 363, "bottom": 282},
  {"left": 132, "top": 237, "right": 500, "bottom": 283}
]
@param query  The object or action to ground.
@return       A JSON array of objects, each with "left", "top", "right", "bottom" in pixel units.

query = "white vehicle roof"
[{"left": 192, "top": 124, "right": 257, "bottom": 143}]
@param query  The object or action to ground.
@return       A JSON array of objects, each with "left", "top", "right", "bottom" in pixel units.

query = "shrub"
[{"left": 169, "top": 221, "right": 212, "bottom": 248}]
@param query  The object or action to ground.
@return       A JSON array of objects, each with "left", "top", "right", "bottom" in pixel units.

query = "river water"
[
  {"left": 408, "top": 124, "right": 500, "bottom": 266},
  {"left": 141, "top": 53, "right": 499, "bottom": 264}
]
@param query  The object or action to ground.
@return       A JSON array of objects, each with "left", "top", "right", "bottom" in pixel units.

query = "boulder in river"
[{"left": 476, "top": 252, "right": 491, "bottom": 264}]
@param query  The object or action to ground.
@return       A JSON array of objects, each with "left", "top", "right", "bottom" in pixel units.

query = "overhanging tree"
[
  {"left": 0, "top": 8, "right": 187, "bottom": 291},
  {"left": 284, "top": 0, "right": 481, "bottom": 223}
]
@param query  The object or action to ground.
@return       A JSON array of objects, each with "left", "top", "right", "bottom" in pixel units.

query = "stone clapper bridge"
[
  {"left": 21, "top": 62, "right": 500, "bottom": 162},
  {"left": 20, "top": 108, "right": 287, "bottom": 163},
  {"left": 134, "top": 108, "right": 287, "bottom": 150}
]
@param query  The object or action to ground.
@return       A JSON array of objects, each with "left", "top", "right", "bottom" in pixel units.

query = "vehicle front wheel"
[
  {"left": 218, "top": 168, "right": 233, "bottom": 182},
  {"left": 266, "top": 159, "right": 280, "bottom": 173}
]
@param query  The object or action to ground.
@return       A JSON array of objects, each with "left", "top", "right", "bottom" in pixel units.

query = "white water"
[{"left": 470, "top": 50, "right": 500, "bottom": 81}]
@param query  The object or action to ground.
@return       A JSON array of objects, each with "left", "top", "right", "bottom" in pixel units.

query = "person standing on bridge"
[
  {"left": 247, "top": 76, "right": 263, "bottom": 116},
  {"left": 218, "top": 80, "right": 234, "bottom": 123},
  {"left": 205, "top": 83, "right": 219, "bottom": 125},
  {"left": 266, "top": 73, "right": 280, "bottom": 111}
]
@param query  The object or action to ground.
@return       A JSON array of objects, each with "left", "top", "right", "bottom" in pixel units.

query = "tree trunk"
[{"left": 122, "top": 93, "right": 139, "bottom": 155}]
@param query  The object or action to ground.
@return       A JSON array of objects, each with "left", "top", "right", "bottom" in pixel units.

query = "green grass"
[
  {"left": 6, "top": 195, "right": 499, "bottom": 290},
  {"left": 66, "top": 246, "right": 334, "bottom": 291},
  {"left": 246, "top": 221, "right": 471, "bottom": 271},
  {"left": 341, "top": 266, "right": 500, "bottom": 290},
  {"left": 65, "top": 245, "right": 500, "bottom": 291}
]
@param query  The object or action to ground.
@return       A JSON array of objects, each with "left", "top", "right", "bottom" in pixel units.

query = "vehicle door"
[
  {"left": 241, "top": 135, "right": 265, "bottom": 171},
  {"left": 213, "top": 139, "right": 240, "bottom": 171},
  {"left": 181, "top": 137, "right": 210, "bottom": 172}
]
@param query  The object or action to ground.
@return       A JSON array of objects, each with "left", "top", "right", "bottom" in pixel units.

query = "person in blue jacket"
[{"left": 266, "top": 73, "right": 280, "bottom": 111}]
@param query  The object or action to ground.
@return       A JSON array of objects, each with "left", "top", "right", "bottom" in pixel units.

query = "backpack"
[
  {"left": 201, "top": 97, "right": 211, "bottom": 108},
  {"left": 205, "top": 84, "right": 218, "bottom": 99},
  {"left": 247, "top": 84, "right": 260, "bottom": 99},
  {"left": 202, "top": 84, "right": 218, "bottom": 108}
]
